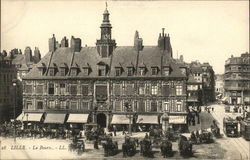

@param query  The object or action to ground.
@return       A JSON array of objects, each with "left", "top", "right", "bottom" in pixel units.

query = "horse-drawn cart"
[
  {"left": 122, "top": 137, "right": 137, "bottom": 157},
  {"left": 68, "top": 138, "right": 85, "bottom": 155},
  {"left": 178, "top": 134, "right": 193, "bottom": 157}
]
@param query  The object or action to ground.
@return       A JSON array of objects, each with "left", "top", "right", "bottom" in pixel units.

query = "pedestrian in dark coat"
[
  {"left": 113, "top": 125, "right": 117, "bottom": 136},
  {"left": 122, "top": 127, "right": 125, "bottom": 135},
  {"left": 192, "top": 117, "right": 196, "bottom": 126},
  {"left": 93, "top": 133, "right": 99, "bottom": 149}
]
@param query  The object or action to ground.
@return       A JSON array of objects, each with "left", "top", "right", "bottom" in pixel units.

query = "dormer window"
[
  {"left": 82, "top": 63, "right": 91, "bottom": 76},
  {"left": 49, "top": 63, "right": 57, "bottom": 76},
  {"left": 115, "top": 67, "right": 122, "bottom": 76},
  {"left": 163, "top": 66, "right": 170, "bottom": 76},
  {"left": 98, "top": 66, "right": 106, "bottom": 76},
  {"left": 60, "top": 68, "right": 66, "bottom": 76},
  {"left": 151, "top": 67, "right": 158, "bottom": 75},
  {"left": 139, "top": 67, "right": 146, "bottom": 76},
  {"left": 49, "top": 68, "right": 55, "bottom": 76},
  {"left": 37, "top": 63, "right": 46, "bottom": 75},
  {"left": 97, "top": 61, "right": 107, "bottom": 76},
  {"left": 83, "top": 67, "right": 89, "bottom": 75},
  {"left": 59, "top": 63, "right": 68, "bottom": 76},
  {"left": 71, "top": 68, "right": 77, "bottom": 76},
  {"left": 127, "top": 67, "right": 134, "bottom": 76},
  {"left": 180, "top": 67, "right": 186, "bottom": 75},
  {"left": 70, "top": 63, "right": 79, "bottom": 76}
]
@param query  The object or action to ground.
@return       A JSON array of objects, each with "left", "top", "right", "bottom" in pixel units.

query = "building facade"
[
  {"left": 186, "top": 74, "right": 202, "bottom": 109},
  {"left": 186, "top": 61, "right": 215, "bottom": 106},
  {"left": 0, "top": 56, "right": 18, "bottom": 122},
  {"left": 8, "top": 47, "right": 41, "bottom": 81},
  {"left": 215, "top": 74, "right": 224, "bottom": 100},
  {"left": 224, "top": 52, "right": 250, "bottom": 105},
  {"left": 0, "top": 47, "right": 41, "bottom": 122},
  {"left": 21, "top": 7, "right": 188, "bottom": 131}
]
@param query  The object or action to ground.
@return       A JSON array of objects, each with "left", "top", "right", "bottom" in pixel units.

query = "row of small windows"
[
  {"left": 113, "top": 100, "right": 183, "bottom": 112},
  {"left": 24, "top": 83, "right": 184, "bottom": 96},
  {"left": 114, "top": 66, "right": 170, "bottom": 76},
  {"left": 24, "top": 84, "right": 89, "bottom": 95},
  {"left": 39, "top": 63, "right": 171, "bottom": 77},
  {"left": 25, "top": 100, "right": 90, "bottom": 111},
  {"left": 225, "top": 73, "right": 250, "bottom": 79},
  {"left": 224, "top": 82, "right": 250, "bottom": 88},
  {"left": 25, "top": 100, "right": 183, "bottom": 112},
  {"left": 226, "top": 66, "right": 250, "bottom": 71}
]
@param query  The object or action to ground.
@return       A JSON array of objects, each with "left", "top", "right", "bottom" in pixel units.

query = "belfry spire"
[{"left": 96, "top": 2, "right": 116, "bottom": 58}]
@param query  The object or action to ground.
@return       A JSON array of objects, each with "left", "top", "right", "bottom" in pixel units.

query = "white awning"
[
  {"left": 67, "top": 114, "right": 89, "bottom": 123},
  {"left": 16, "top": 113, "right": 25, "bottom": 121},
  {"left": 44, "top": 113, "right": 66, "bottom": 124},
  {"left": 169, "top": 115, "right": 186, "bottom": 124},
  {"left": 111, "top": 115, "right": 130, "bottom": 124},
  {"left": 16, "top": 113, "right": 43, "bottom": 122},
  {"left": 137, "top": 115, "right": 159, "bottom": 124},
  {"left": 23, "top": 113, "right": 43, "bottom": 122}
]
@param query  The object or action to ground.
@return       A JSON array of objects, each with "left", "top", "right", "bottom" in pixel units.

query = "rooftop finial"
[
  {"left": 106, "top": 1, "right": 108, "bottom": 10},
  {"left": 162, "top": 28, "right": 165, "bottom": 36}
]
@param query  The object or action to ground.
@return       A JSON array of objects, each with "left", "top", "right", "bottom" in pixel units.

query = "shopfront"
[
  {"left": 110, "top": 114, "right": 130, "bottom": 131},
  {"left": 16, "top": 112, "right": 44, "bottom": 129},
  {"left": 169, "top": 115, "right": 187, "bottom": 132},
  {"left": 66, "top": 113, "right": 89, "bottom": 130},
  {"left": 136, "top": 114, "right": 160, "bottom": 131},
  {"left": 43, "top": 113, "right": 66, "bottom": 129}
]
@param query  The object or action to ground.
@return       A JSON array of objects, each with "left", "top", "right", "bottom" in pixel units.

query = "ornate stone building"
[
  {"left": 224, "top": 52, "right": 250, "bottom": 105},
  {"left": 21, "top": 7, "right": 188, "bottom": 131}
]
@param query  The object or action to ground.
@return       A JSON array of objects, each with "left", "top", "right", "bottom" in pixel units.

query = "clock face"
[{"left": 104, "top": 33, "right": 110, "bottom": 39}]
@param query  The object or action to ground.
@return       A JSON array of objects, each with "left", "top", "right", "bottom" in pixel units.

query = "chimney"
[
  {"left": 24, "top": 46, "right": 32, "bottom": 62},
  {"left": 70, "top": 36, "right": 82, "bottom": 52},
  {"left": 134, "top": 30, "right": 143, "bottom": 51},
  {"left": 49, "top": 34, "right": 56, "bottom": 52},
  {"left": 33, "top": 47, "right": 41, "bottom": 63},
  {"left": 158, "top": 28, "right": 165, "bottom": 50},
  {"left": 18, "top": 49, "right": 22, "bottom": 54},
  {"left": 61, "top": 36, "right": 68, "bottom": 47}
]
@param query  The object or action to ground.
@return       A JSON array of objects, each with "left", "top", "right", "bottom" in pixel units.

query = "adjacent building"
[
  {"left": 0, "top": 47, "right": 41, "bottom": 122},
  {"left": 189, "top": 61, "right": 215, "bottom": 105},
  {"left": 21, "top": 7, "right": 188, "bottom": 131},
  {"left": 0, "top": 56, "right": 18, "bottom": 122},
  {"left": 215, "top": 74, "right": 224, "bottom": 100},
  {"left": 8, "top": 47, "right": 41, "bottom": 81},
  {"left": 224, "top": 52, "right": 250, "bottom": 105}
]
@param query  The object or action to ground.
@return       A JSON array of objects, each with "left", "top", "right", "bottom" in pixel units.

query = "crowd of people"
[{"left": 0, "top": 121, "right": 84, "bottom": 139}]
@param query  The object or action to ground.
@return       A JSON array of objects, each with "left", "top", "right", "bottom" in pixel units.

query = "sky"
[{"left": 1, "top": 0, "right": 249, "bottom": 74}]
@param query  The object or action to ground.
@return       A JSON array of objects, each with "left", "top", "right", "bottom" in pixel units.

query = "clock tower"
[{"left": 96, "top": 3, "right": 116, "bottom": 58}]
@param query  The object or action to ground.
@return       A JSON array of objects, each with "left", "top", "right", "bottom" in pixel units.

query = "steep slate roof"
[
  {"left": 24, "top": 46, "right": 186, "bottom": 79},
  {"left": 190, "top": 66, "right": 203, "bottom": 73}
]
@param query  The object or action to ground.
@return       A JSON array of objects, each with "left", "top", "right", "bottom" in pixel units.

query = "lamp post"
[
  {"left": 125, "top": 102, "right": 133, "bottom": 136},
  {"left": 12, "top": 79, "right": 17, "bottom": 143},
  {"left": 162, "top": 112, "right": 169, "bottom": 133}
]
